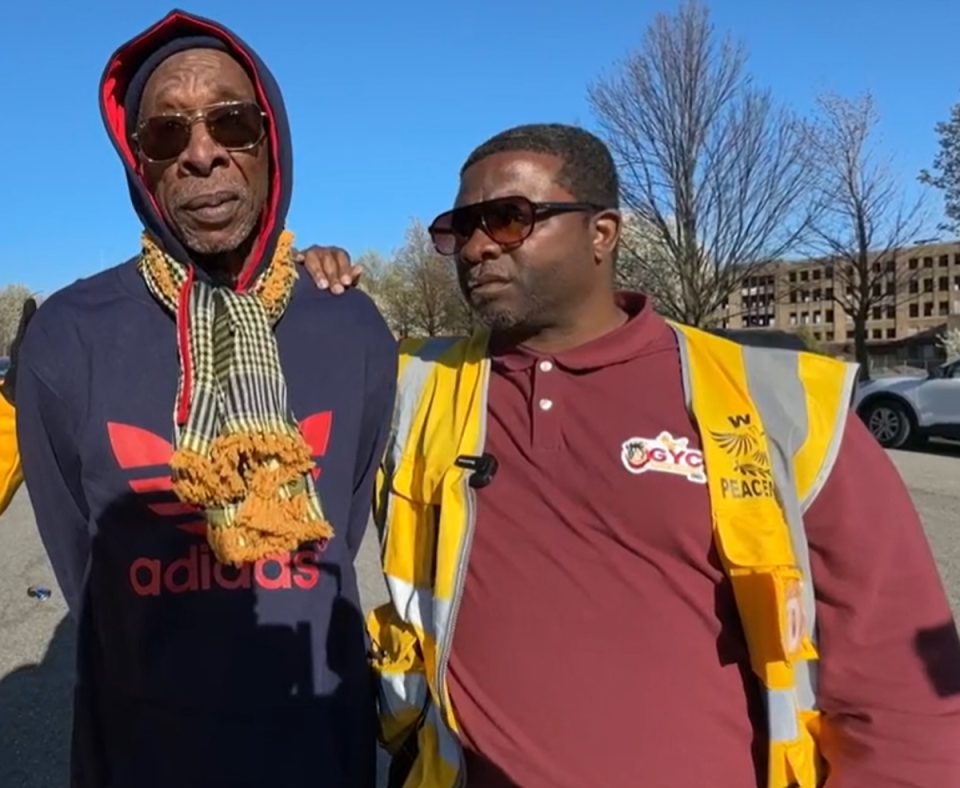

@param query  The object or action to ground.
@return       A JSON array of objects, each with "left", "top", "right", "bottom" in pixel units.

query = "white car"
[{"left": 853, "top": 356, "right": 960, "bottom": 448}]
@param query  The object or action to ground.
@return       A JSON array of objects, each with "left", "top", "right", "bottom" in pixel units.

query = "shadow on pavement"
[
  {"left": 0, "top": 558, "right": 384, "bottom": 788},
  {"left": 0, "top": 615, "right": 76, "bottom": 788},
  {"left": 0, "top": 606, "right": 391, "bottom": 788},
  {"left": 899, "top": 439, "right": 960, "bottom": 458},
  {"left": 922, "top": 440, "right": 960, "bottom": 458}
]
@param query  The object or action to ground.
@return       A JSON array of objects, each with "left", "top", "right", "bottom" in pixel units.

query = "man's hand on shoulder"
[
  {"left": 1, "top": 297, "right": 38, "bottom": 406},
  {"left": 294, "top": 245, "right": 362, "bottom": 295}
]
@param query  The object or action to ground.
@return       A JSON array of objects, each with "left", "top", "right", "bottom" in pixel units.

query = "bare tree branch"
[
  {"left": 376, "top": 221, "right": 475, "bottom": 337},
  {"left": 349, "top": 250, "right": 391, "bottom": 309},
  {"left": 784, "top": 92, "right": 928, "bottom": 379},
  {"left": 589, "top": 0, "right": 821, "bottom": 326}
]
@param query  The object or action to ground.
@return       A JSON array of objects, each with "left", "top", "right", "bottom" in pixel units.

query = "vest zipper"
[{"left": 436, "top": 471, "right": 478, "bottom": 700}]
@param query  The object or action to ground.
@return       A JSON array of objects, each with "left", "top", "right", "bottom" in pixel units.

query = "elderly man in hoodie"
[{"left": 13, "top": 11, "right": 394, "bottom": 788}]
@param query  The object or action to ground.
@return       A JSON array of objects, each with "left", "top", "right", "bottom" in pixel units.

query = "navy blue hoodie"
[{"left": 15, "top": 10, "right": 396, "bottom": 788}]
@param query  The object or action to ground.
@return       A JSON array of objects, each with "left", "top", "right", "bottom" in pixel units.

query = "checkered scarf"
[{"left": 138, "top": 229, "right": 332, "bottom": 566}]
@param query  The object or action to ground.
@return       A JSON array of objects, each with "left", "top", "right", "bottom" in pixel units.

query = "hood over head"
[{"left": 99, "top": 9, "right": 292, "bottom": 290}]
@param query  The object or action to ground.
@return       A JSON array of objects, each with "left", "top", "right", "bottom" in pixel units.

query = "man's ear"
[
  {"left": 129, "top": 136, "right": 145, "bottom": 176},
  {"left": 592, "top": 209, "right": 621, "bottom": 265}
]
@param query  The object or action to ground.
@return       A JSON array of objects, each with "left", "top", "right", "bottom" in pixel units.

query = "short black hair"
[{"left": 460, "top": 123, "right": 620, "bottom": 209}]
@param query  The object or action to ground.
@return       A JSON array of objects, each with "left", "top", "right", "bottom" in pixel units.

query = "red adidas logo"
[{"left": 107, "top": 413, "right": 332, "bottom": 597}]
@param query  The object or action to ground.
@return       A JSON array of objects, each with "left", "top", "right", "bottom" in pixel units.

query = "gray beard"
[{"left": 181, "top": 208, "right": 260, "bottom": 256}]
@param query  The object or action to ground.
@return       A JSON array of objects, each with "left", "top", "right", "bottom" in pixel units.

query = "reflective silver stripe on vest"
[
  {"left": 385, "top": 337, "right": 462, "bottom": 479},
  {"left": 671, "top": 326, "right": 857, "bottom": 744},
  {"left": 378, "top": 337, "right": 464, "bottom": 641},
  {"left": 376, "top": 336, "right": 469, "bottom": 786},
  {"left": 376, "top": 337, "right": 462, "bottom": 544},
  {"left": 742, "top": 344, "right": 819, "bottom": 729}
]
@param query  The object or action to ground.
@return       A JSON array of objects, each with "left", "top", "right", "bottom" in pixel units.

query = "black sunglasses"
[
  {"left": 133, "top": 100, "right": 267, "bottom": 162},
  {"left": 428, "top": 196, "right": 606, "bottom": 256}
]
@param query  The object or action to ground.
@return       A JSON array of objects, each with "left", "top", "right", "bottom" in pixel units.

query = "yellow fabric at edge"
[{"left": 0, "top": 398, "right": 21, "bottom": 516}]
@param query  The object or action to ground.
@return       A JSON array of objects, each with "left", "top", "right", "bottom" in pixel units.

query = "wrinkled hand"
[
  {"left": 1, "top": 297, "right": 37, "bottom": 406},
  {"left": 295, "top": 245, "right": 362, "bottom": 295}
]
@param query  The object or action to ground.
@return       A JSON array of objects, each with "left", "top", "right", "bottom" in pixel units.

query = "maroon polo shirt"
[{"left": 445, "top": 293, "right": 960, "bottom": 788}]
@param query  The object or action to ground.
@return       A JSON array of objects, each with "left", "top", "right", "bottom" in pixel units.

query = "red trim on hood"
[
  {"left": 100, "top": 11, "right": 281, "bottom": 292},
  {"left": 175, "top": 266, "right": 195, "bottom": 425}
]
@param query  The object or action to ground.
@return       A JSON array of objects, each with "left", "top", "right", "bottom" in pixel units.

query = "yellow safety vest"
[
  {"left": 0, "top": 397, "right": 21, "bottom": 516},
  {"left": 367, "top": 322, "right": 858, "bottom": 788}
]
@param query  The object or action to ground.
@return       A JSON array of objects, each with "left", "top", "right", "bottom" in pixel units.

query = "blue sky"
[{"left": 2, "top": 0, "right": 958, "bottom": 295}]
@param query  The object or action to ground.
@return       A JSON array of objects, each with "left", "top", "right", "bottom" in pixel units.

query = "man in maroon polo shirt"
[{"left": 304, "top": 123, "right": 960, "bottom": 787}]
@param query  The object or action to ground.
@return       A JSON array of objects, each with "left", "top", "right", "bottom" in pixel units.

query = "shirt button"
[
  {"left": 539, "top": 360, "right": 553, "bottom": 372},
  {"left": 539, "top": 398, "right": 553, "bottom": 411}
]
